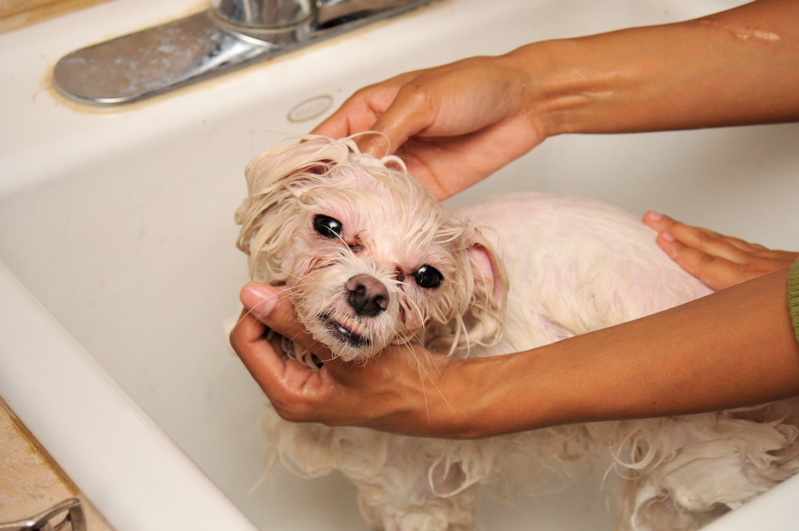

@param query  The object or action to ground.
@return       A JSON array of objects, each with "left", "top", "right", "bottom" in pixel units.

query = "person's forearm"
[
  {"left": 439, "top": 267, "right": 799, "bottom": 439},
  {"left": 507, "top": 0, "right": 799, "bottom": 138}
]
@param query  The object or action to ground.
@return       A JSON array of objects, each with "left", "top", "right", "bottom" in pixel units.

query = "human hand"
[
  {"left": 643, "top": 211, "right": 799, "bottom": 291},
  {"left": 311, "top": 53, "right": 546, "bottom": 200},
  {"left": 229, "top": 283, "right": 465, "bottom": 436}
]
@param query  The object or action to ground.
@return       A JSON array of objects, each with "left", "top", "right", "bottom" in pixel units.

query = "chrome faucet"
[
  {"left": 211, "top": 0, "right": 317, "bottom": 42},
  {"left": 53, "top": 0, "right": 438, "bottom": 105}
]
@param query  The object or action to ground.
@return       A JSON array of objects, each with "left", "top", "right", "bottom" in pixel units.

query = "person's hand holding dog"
[
  {"left": 232, "top": 283, "right": 466, "bottom": 436},
  {"left": 643, "top": 212, "right": 799, "bottom": 291},
  {"left": 311, "top": 56, "right": 546, "bottom": 201}
]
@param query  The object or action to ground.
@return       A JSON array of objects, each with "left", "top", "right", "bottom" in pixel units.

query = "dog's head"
[{"left": 235, "top": 135, "right": 506, "bottom": 363}]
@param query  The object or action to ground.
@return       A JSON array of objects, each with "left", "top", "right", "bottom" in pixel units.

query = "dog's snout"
[{"left": 346, "top": 275, "right": 389, "bottom": 317}]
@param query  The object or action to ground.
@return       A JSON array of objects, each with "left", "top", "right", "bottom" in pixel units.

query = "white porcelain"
[{"left": 1, "top": 0, "right": 798, "bottom": 529}]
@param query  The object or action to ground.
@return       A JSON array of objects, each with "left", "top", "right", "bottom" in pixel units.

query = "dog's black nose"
[{"left": 346, "top": 275, "right": 389, "bottom": 317}]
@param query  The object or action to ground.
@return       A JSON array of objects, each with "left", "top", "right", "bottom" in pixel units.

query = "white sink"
[{"left": 2, "top": 0, "right": 799, "bottom": 529}]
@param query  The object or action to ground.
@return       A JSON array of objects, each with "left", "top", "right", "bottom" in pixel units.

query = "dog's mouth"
[{"left": 320, "top": 313, "right": 371, "bottom": 348}]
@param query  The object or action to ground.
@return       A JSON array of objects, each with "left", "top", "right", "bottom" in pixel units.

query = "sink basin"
[{"left": 2, "top": 0, "right": 799, "bottom": 529}]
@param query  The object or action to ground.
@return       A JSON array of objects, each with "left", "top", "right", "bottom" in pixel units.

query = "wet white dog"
[{"left": 234, "top": 135, "right": 799, "bottom": 531}]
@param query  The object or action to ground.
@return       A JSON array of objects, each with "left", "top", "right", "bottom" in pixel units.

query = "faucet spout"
[{"left": 210, "top": 0, "right": 317, "bottom": 43}]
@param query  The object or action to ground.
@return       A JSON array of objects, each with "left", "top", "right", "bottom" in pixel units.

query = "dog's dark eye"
[
  {"left": 314, "top": 215, "right": 343, "bottom": 239},
  {"left": 413, "top": 265, "right": 443, "bottom": 289}
]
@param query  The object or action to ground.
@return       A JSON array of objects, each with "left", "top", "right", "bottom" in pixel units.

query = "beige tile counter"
[
  {"left": 0, "top": 398, "right": 112, "bottom": 529},
  {"left": 0, "top": 0, "right": 111, "bottom": 33}
]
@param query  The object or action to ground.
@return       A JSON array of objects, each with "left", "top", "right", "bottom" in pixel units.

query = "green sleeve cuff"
[{"left": 789, "top": 258, "right": 799, "bottom": 343}]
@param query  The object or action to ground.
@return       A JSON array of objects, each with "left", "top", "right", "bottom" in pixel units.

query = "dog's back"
[{"left": 455, "top": 192, "right": 712, "bottom": 356}]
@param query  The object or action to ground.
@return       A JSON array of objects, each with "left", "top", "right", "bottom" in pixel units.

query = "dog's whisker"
[
  {"left": 411, "top": 343, "right": 432, "bottom": 421},
  {"left": 407, "top": 339, "right": 457, "bottom": 421}
]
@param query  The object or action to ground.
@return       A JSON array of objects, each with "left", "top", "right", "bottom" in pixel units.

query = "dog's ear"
[
  {"left": 468, "top": 238, "right": 505, "bottom": 309},
  {"left": 461, "top": 229, "right": 507, "bottom": 348},
  {"left": 234, "top": 137, "right": 343, "bottom": 282},
  {"left": 425, "top": 225, "right": 507, "bottom": 355}
]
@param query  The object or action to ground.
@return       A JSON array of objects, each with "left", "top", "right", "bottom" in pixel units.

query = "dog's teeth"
[{"left": 321, "top": 314, "right": 370, "bottom": 347}]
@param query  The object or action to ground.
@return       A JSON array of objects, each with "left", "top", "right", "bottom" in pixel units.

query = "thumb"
[{"left": 239, "top": 283, "right": 333, "bottom": 361}]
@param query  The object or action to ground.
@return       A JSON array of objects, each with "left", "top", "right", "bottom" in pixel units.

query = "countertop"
[{"left": 0, "top": 398, "right": 111, "bottom": 529}]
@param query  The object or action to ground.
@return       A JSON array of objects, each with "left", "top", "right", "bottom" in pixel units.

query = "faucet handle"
[
  {"left": 317, "top": 0, "right": 422, "bottom": 27},
  {"left": 0, "top": 498, "right": 86, "bottom": 531}
]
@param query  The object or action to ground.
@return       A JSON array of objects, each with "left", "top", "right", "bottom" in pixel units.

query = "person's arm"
[
  {"left": 232, "top": 264, "right": 799, "bottom": 439},
  {"left": 450, "top": 266, "right": 799, "bottom": 438},
  {"left": 313, "top": 0, "right": 799, "bottom": 200}
]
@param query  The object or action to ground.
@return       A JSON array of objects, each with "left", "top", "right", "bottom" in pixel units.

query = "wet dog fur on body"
[{"left": 233, "top": 135, "right": 799, "bottom": 531}]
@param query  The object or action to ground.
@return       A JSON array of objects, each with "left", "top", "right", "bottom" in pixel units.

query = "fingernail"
[
  {"left": 659, "top": 232, "right": 680, "bottom": 259},
  {"left": 645, "top": 211, "right": 663, "bottom": 221},
  {"left": 240, "top": 283, "right": 278, "bottom": 316}
]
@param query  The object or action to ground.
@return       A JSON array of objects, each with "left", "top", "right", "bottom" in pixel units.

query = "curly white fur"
[{"left": 234, "top": 135, "right": 799, "bottom": 530}]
